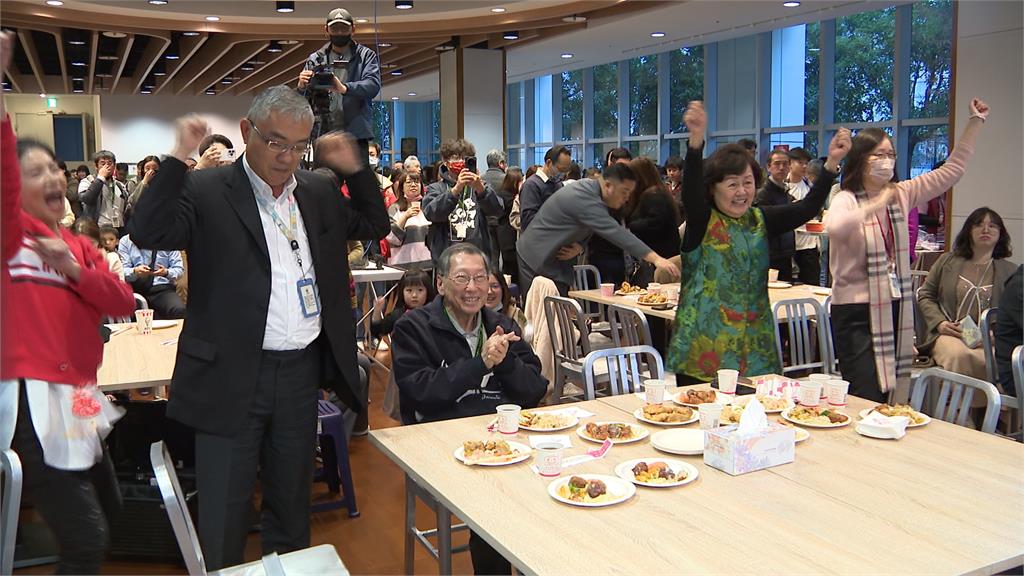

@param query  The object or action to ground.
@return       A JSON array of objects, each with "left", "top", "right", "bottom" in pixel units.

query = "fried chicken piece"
[
  {"left": 586, "top": 479, "right": 607, "bottom": 499},
  {"left": 631, "top": 462, "right": 649, "bottom": 476}
]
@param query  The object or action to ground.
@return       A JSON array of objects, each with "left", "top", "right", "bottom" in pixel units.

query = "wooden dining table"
[
  {"left": 370, "top": 380, "right": 1024, "bottom": 575},
  {"left": 97, "top": 321, "right": 182, "bottom": 393}
]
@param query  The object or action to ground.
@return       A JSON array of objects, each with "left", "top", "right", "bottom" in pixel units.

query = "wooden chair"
[{"left": 910, "top": 368, "right": 1002, "bottom": 434}]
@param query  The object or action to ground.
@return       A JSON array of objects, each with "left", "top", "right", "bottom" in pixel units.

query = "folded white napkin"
[{"left": 856, "top": 412, "right": 911, "bottom": 440}]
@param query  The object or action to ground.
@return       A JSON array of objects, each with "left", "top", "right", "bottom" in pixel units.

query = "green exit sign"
[{"left": 46, "top": 97, "right": 57, "bottom": 108}]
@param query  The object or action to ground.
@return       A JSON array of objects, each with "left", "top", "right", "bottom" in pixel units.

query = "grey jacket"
[{"left": 516, "top": 178, "right": 653, "bottom": 285}]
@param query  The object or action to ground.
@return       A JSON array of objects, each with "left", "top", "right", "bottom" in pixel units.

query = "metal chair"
[
  {"left": 909, "top": 368, "right": 1002, "bottom": 434},
  {"left": 581, "top": 345, "right": 664, "bottom": 400},
  {"left": 1005, "top": 345, "right": 1024, "bottom": 442},
  {"left": 572, "top": 264, "right": 609, "bottom": 332},
  {"left": 1, "top": 449, "right": 23, "bottom": 576},
  {"left": 980, "top": 307, "right": 998, "bottom": 384},
  {"left": 772, "top": 297, "right": 831, "bottom": 377},
  {"left": 544, "top": 295, "right": 596, "bottom": 403},
  {"left": 110, "top": 293, "right": 150, "bottom": 324},
  {"left": 606, "top": 304, "right": 653, "bottom": 348}
]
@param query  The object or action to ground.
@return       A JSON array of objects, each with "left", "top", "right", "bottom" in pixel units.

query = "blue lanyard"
[{"left": 255, "top": 193, "right": 304, "bottom": 273}]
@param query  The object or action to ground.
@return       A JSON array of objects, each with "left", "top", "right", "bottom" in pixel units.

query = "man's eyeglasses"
[
  {"left": 247, "top": 118, "right": 310, "bottom": 155},
  {"left": 868, "top": 152, "right": 897, "bottom": 161},
  {"left": 448, "top": 274, "right": 489, "bottom": 287}
]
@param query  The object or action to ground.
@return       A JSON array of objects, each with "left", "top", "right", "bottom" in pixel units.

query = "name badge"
[
  {"left": 297, "top": 278, "right": 320, "bottom": 318},
  {"left": 888, "top": 270, "right": 902, "bottom": 300}
]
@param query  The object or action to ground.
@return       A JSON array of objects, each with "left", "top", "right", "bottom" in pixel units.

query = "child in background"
[
  {"left": 370, "top": 268, "right": 434, "bottom": 340},
  {"left": 72, "top": 220, "right": 125, "bottom": 281}
]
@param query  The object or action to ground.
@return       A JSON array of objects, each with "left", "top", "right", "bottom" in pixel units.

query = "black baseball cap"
[{"left": 326, "top": 8, "right": 354, "bottom": 27}]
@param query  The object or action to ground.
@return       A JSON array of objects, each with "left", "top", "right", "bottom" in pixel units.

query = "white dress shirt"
[
  {"left": 788, "top": 178, "right": 819, "bottom": 251},
  {"left": 242, "top": 156, "right": 321, "bottom": 350}
]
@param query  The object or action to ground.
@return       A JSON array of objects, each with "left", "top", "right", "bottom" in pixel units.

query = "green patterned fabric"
[{"left": 667, "top": 207, "right": 781, "bottom": 381}]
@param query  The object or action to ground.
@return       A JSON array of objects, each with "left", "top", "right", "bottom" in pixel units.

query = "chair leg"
[
  {"left": 331, "top": 431, "right": 359, "bottom": 518},
  {"left": 404, "top": 475, "right": 416, "bottom": 575}
]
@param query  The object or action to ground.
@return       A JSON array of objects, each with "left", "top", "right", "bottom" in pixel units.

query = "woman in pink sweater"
[{"left": 825, "top": 97, "right": 990, "bottom": 402}]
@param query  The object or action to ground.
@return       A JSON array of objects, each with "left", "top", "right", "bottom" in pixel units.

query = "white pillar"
[{"left": 438, "top": 47, "right": 505, "bottom": 157}]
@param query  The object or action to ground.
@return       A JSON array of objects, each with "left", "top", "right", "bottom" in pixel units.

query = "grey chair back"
[
  {"left": 821, "top": 295, "right": 840, "bottom": 374},
  {"left": 980, "top": 307, "right": 998, "bottom": 383},
  {"left": 151, "top": 441, "right": 207, "bottom": 575},
  {"left": 607, "top": 304, "right": 653, "bottom": 348},
  {"left": 544, "top": 295, "right": 593, "bottom": 402},
  {"left": 572, "top": 264, "right": 604, "bottom": 324},
  {"left": 1006, "top": 345, "right": 1024, "bottom": 442},
  {"left": 772, "top": 297, "right": 831, "bottom": 376},
  {"left": 1, "top": 449, "right": 23, "bottom": 576},
  {"left": 910, "top": 368, "right": 1002, "bottom": 434},
  {"left": 582, "top": 345, "right": 664, "bottom": 400}
]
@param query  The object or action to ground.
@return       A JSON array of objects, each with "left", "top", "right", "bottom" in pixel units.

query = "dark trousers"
[
  {"left": 145, "top": 284, "right": 186, "bottom": 320},
  {"left": 195, "top": 344, "right": 321, "bottom": 570},
  {"left": 11, "top": 381, "right": 122, "bottom": 575},
  {"left": 769, "top": 256, "right": 794, "bottom": 283},
  {"left": 517, "top": 255, "right": 570, "bottom": 300},
  {"left": 794, "top": 248, "right": 820, "bottom": 286},
  {"left": 589, "top": 253, "right": 626, "bottom": 288},
  {"left": 501, "top": 247, "right": 520, "bottom": 287},
  {"left": 469, "top": 530, "right": 511, "bottom": 575},
  {"left": 831, "top": 302, "right": 901, "bottom": 403}
]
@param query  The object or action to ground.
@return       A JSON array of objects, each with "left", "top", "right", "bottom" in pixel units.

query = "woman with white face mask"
[{"left": 825, "top": 97, "right": 990, "bottom": 403}]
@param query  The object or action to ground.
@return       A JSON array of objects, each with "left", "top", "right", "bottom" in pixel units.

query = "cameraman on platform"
[{"left": 297, "top": 8, "right": 381, "bottom": 165}]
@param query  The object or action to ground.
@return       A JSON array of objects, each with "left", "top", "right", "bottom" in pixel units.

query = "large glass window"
[
  {"left": 908, "top": 125, "right": 948, "bottom": 178},
  {"left": 768, "top": 132, "right": 819, "bottom": 157},
  {"left": 910, "top": 0, "right": 952, "bottom": 119},
  {"left": 371, "top": 101, "right": 392, "bottom": 151},
  {"left": 593, "top": 62, "right": 618, "bottom": 139},
  {"left": 534, "top": 75, "right": 553, "bottom": 143},
  {"left": 507, "top": 83, "right": 523, "bottom": 145},
  {"left": 627, "top": 140, "right": 659, "bottom": 161},
  {"left": 431, "top": 100, "right": 441, "bottom": 152},
  {"left": 507, "top": 149, "right": 522, "bottom": 169},
  {"left": 770, "top": 23, "right": 819, "bottom": 127},
  {"left": 561, "top": 69, "right": 584, "bottom": 141},
  {"left": 835, "top": 7, "right": 895, "bottom": 123},
  {"left": 716, "top": 36, "right": 757, "bottom": 131},
  {"left": 669, "top": 47, "right": 703, "bottom": 134},
  {"left": 590, "top": 142, "right": 619, "bottom": 168},
  {"left": 628, "top": 56, "right": 658, "bottom": 136}
]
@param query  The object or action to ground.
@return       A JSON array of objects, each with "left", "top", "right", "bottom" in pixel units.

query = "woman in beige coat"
[{"left": 917, "top": 207, "right": 1014, "bottom": 381}]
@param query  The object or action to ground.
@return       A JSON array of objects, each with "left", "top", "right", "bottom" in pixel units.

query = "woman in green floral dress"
[{"left": 667, "top": 101, "right": 851, "bottom": 384}]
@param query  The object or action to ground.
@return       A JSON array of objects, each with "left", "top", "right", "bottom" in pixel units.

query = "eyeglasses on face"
[
  {"left": 448, "top": 273, "right": 489, "bottom": 287},
  {"left": 247, "top": 118, "right": 310, "bottom": 155},
  {"left": 868, "top": 152, "right": 897, "bottom": 161}
]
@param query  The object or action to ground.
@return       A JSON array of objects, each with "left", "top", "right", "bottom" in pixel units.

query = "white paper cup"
[
  {"left": 411, "top": 200, "right": 421, "bottom": 210},
  {"left": 644, "top": 379, "right": 667, "bottom": 404},
  {"left": 536, "top": 442, "right": 564, "bottom": 477},
  {"left": 699, "top": 403, "right": 723, "bottom": 430},
  {"left": 768, "top": 269, "right": 780, "bottom": 283},
  {"left": 600, "top": 283, "right": 614, "bottom": 297},
  {"left": 135, "top": 309, "right": 154, "bottom": 335},
  {"left": 647, "top": 282, "right": 662, "bottom": 295},
  {"left": 808, "top": 373, "right": 832, "bottom": 398},
  {"left": 717, "top": 369, "right": 739, "bottom": 395},
  {"left": 799, "top": 381, "right": 822, "bottom": 407},
  {"left": 826, "top": 379, "right": 850, "bottom": 406},
  {"left": 664, "top": 285, "right": 680, "bottom": 302},
  {"left": 496, "top": 404, "right": 521, "bottom": 434}
]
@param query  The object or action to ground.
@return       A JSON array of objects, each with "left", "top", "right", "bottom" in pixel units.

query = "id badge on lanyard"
[
  {"left": 258, "top": 195, "right": 321, "bottom": 318},
  {"left": 879, "top": 213, "right": 901, "bottom": 300}
]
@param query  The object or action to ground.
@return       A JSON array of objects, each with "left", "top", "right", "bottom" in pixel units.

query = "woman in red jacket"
[{"left": 1, "top": 31, "right": 135, "bottom": 574}]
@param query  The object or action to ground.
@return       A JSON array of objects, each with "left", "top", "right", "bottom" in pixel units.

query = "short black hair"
[
  {"left": 75, "top": 164, "right": 90, "bottom": 176},
  {"left": 788, "top": 147, "right": 812, "bottom": 162},
  {"left": 737, "top": 138, "right": 757, "bottom": 152},
  {"left": 544, "top": 145, "right": 571, "bottom": 164},
  {"left": 602, "top": 163, "right": 636, "bottom": 183},
  {"left": 664, "top": 155, "right": 683, "bottom": 170},
  {"left": 606, "top": 147, "right": 631, "bottom": 165},
  {"left": 198, "top": 134, "right": 234, "bottom": 157},
  {"left": 566, "top": 162, "right": 582, "bottom": 180},
  {"left": 92, "top": 149, "right": 116, "bottom": 165}
]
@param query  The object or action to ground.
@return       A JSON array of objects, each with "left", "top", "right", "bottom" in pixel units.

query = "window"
[
  {"left": 431, "top": 100, "right": 441, "bottom": 151},
  {"left": 770, "top": 23, "right": 819, "bottom": 127},
  {"left": 371, "top": 101, "right": 392, "bottom": 151},
  {"left": 835, "top": 7, "right": 895, "bottom": 123},
  {"left": 628, "top": 56, "right": 658, "bottom": 136},
  {"left": 507, "top": 149, "right": 522, "bottom": 169},
  {"left": 908, "top": 125, "right": 948, "bottom": 178},
  {"left": 507, "top": 83, "right": 523, "bottom": 145},
  {"left": 561, "top": 69, "right": 584, "bottom": 141},
  {"left": 910, "top": 0, "right": 952, "bottom": 119},
  {"left": 534, "top": 75, "right": 553, "bottom": 143},
  {"left": 669, "top": 47, "right": 703, "bottom": 134},
  {"left": 590, "top": 142, "right": 619, "bottom": 168},
  {"left": 667, "top": 139, "right": 688, "bottom": 160},
  {"left": 627, "top": 140, "right": 659, "bottom": 161},
  {"left": 593, "top": 62, "right": 618, "bottom": 139},
  {"left": 768, "top": 132, "right": 819, "bottom": 158}
]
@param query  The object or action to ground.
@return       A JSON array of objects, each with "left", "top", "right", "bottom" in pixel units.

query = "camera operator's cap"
[{"left": 326, "top": 8, "right": 354, "bottom": 27}]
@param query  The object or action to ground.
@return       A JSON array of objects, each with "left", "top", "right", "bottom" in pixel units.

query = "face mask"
[
  {"left": 447, "top": 160, "right": 465, "bottom": 175},
  {"left": 368, "top": 156, "right": 379, "bottom": 167},
  {"left": 330, "top": 34, "right": 351, "bottom": 48},
  {"left": 869, "top": 158, "right": 895, "bottom": 181}
]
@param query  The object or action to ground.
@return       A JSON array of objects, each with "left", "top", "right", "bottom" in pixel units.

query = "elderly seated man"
[{"left": 392, "top": 242, "right": 546, "bottom": 575}]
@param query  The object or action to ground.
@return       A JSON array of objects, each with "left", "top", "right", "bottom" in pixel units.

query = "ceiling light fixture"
[
  {"left": 562, "top": 14, "right": 586, "bottom": 23},
  {"left": 45, "top": 0, "right": 64, "bottom": 5},
  {"left": 220, "top": 78, "right": 232, "bottom": 85},
  {"left": 39, "top": 93, "right": 47, "bottom": 98},
  {"left": 141, "top": 88, "right": 152, "bottom": 94},
  {"left": 72, "top": 82, "right": 84, "bottom": 93},
  {"left": 503, "top": 31, "right": 519, "bottom": 40},
  {"left": 72, "top": 75, "right": 84, "bottom": 81},
  {"left": 391, "top": 96, "right": 399, "bottom": 100},
  {"left": 395, "top": 0, "right": 413, "bottom": 10},
  {"left": 782, "top": 1, "right": 800, "bottom": 6},
  {"left": 153, "top": 62, "right": 167, "bottom": 76},
  {"left": 560, "top": 53, "right": 574, "bottom": 59},
  {"left": 240, "top": 63, "right": 255, "bottom": 71},
  {"left": 356, "top": 18, "right": 368, "bottom": 23},
  {"left": 205, "top": 15, "right": 220, "bottom": 21},
  {"left": 407, "top": 92, "right": 416, "bottom": 96},
  {"left": 148, "top": 0, "right": 168, "bottom": 5},
  {"left": 267, "top": 41, "right": 283, "bottom": 53},
  {"left": 71, "top": 59, "right": 87, "bottom": 66},
  {"left": 68, "top": 36, "right": 86, "bottom": 46},
  {"left": 98, "top": 54, "right": 118, "bottom": 61},
  {"left": 379, "top": 42, "right": 392, "bottom": 48},
  {"left": 205, "top": 88, "right": 216, "bottom": 95},
  {"left": 165, "top": 36, "right": 180, "bottom": 60},
  {"left": 390, "top": 69, "right": 402, "bottom": 76},
  {"left": 490, "top": 7, "right": 506, "bottom": 13},
  {"left": 182, "top": 31, "right": 201, "bottom": 36},
  {"left": 650, "top": 32, "right": 665, "bottom": 38},
  {"left": 279, "top": 39, "right": 299, "bottom": 45},
  {"left": 276, "top": 1, "right": 294, "bottom": 13},
  {"left": 102, "top": 31, "right": 127, "bottom": 38}
]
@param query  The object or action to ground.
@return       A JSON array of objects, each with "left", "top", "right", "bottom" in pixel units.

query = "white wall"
[
  {"left": 953, "top": 1, "right": 1023, "bottom": 261},
  {"left": 99, "top": 94, "right": 253, "bottom": 165},
  {"left": 2, "top": 94, "right": 100, "bottom": 164},
  {"left": 461, "top": 48, "right": 504, "bottom": 160}
]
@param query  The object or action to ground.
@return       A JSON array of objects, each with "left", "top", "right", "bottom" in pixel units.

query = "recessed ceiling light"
[
  {"left": 503, "top": 31, "right": 519, "bottom": 40},
  {"left": 379, "top": 42, "right": 392, "bottom": 48},
  {"left": 407, "top": 92, "right": 416, "bottom": 96},
  {"left": 391, "top": 96, "right": 399, "bottom": 100},
  {"left": 141, "top": 88, "right": 152, "bottom": 94},
  {"left": 560, "top": 53, "right": 574, "bottom": 59},
  {"left": 490, "top": 7, "right": 506, "bottom": 13},
  {"left": 390, "top": 69, "right": 402, "bottom": 76},
  {"left": 240, "top": 64, "right": 254, "bottom": 71},
  {"left": 356, "top": 18, "right": 368, "bottom": 23},
  {"left": 279, "top": 39, "right": 299, "bottom": 45},
  {"left": 562, "top": 15, "right": 586, "bottom": 23},
  {"left": 275, "top": 1, "right": 294, "bottom": 13},
  {"left": 267, "top": 41, "right": 283, "bottom": 53},
  {"left": 72, "top": 75, "right": 84, "bottom": 81},
  {"left": 250, "top": 59, "right": 266, "bottom": 65},
  {"left": 45, "top": 0, "right": 63, "bottom": 6},
  {"left": 395, "top": 0, "right": 413, "bottom": 10},
  {"left": 783, "top": 1, "right": 800, "bottom": 6},
  {"left": 73, "top": 88, "right": 84, "bottom": 93},
  {"left": 98, "top": 55, "right": 118, "bottom": 61},
  {"left": 39, "top": 93, "right": 47, "bottom": 98},
  {"left": 102, "top": 31, "right": 127, "bottom": 38},
  {"left": 205, "top": 88, "right": 216, "bottom": 95},
  {"left": 205, "top": 16, "right": 220, "bottom": 21},
  {"left": 71, "top": 60, "right": 87, "bottom": 66},
  {"left": 220, "top": 78, "right": 232, "bottom": 84},
  {"left": 165, "top": 38, "right": 180, "bottom": 60},
  {"left": 95, "top": 72, "right": 113, "bottom": 78},
  {"left": 148, "top": 0, "right": 168, "bottom": 5},
  {"left": 68, "top": 39, "right": 86, "bottom": 46},
  {"left": 651, "top": 32, "right": 666, "bottom": 38},
  {"left": 182, "top": 31, "right": 201, "bottom": 36}
]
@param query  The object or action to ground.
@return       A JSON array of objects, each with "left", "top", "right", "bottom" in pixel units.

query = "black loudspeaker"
[{"left": 400, "top": 137, "right": 418, "bottom": 161}]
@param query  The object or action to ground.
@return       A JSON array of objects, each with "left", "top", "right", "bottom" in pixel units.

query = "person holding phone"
[
  {"left": 195, "top": 133, "right": 235, "bottom": 171},
  {"left": 420, "top": 138, "right": 503, "bottom": 268}
]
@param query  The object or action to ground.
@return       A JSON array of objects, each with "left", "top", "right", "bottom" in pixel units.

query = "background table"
[
  {"left": 97, "top": 322, "right": 181, "bottom": 393},
  {"left": 371, "top": 382, "right": 1024, "bottom": 575},
  {"left": 569, "top": 285, "right": 830, "bottom": 322}
]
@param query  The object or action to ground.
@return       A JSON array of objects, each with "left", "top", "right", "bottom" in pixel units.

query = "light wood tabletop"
[
  {"left": 371, "top": 382, "right": 1024, "bottom": 575},
  {"left": 569, "top": 286, "right": 831, "bottom": 322},
  {"left": 97, "top": 322, "right": 181, "bottom": 392}
]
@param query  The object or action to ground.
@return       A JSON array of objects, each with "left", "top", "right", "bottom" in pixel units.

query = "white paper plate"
[
  {"left": 858, "top": 408, "right": 931, "bottom": 428},
  {"left": 780, "top": 407, "right": 851, "bottom": 428},
  {"left": 547, "top": 474, "right": 636, "bottom": 507},
  {"left": 453, "top": 440, "right": 532, "bottom": 466},
  {"left": 576, "top": 422, "right": 649, "bottom": 444},
  {"left": 152, "top": 320, "right": 179, "bottom": 329},
  {"left": 672, "top": 391, "right": 730, "bottom": 408},
  {"left": 793, "top": 427, "right": 811, "bottom": 443},
  {"left": 518, "top": 411, "right": 580, "bottom": 432},
  {"left": 811, "top": 287, "right": 832, "bottom": 296},
  {"left": 615, "top": 458, "right": 700, "bottom": 488},
  {"left": 633, "top": 406, "right": 698, "bottom": 427},
  {"left": 768, "top": 281, "right": 793, "bottom": 289},
  {"left": 651, "top": 428, "right": 706, "bottom": 455},
  {"left": 733, "top": 395, "right": 793, "bottom": 414}
]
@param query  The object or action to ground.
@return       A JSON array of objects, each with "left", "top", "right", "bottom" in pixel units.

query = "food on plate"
[
  {"left": 642, "top": 403, "right": 694, "bottom": 423},
  {"left": 461, "top": 440, "right": 518, "bottom": 464},
  {"left": 631, "top": 461, "right": 682, "bottom": 484},
  {"left": 637, "top": 293, "right": 668, "bottom": 305},
  {"left": 755, "top": 396, "right": 791, "bottom": 412},
  {"left": 720, "top": 404, "right": 745, "bottom": 425},
  {"left": 870, "top": 403, "right": 928, "bottom": 425},
  {"left": 679, "top": 389, "right": 717, "bottom": 405},
  {"left": 787, "top": 405, "right": 849, "bottom": 426},
  {"left": 615, "top": 282, "right": 647, "bottom": 295},
  {"left": 520, "top": 410, "right": 572, "bottom": 429},
  {"left": 559, "top": 476, "right": 610, "bottom": 503},
  {"left": 585, "top": 422, "right": 635, "bottom": 440}
]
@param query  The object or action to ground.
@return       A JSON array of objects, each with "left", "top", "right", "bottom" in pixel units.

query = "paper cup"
[
  {"left": 411, "top": 200, "right": 421, "bottom": 210},
  {"left": 768, "top": 269, "right": 780, "bottom": 283},
  {"left": 647, "top": 282, "right": 662, "bottom": 295},
  {"left": 664, "top": 285, "right": 680, "bottom": 302},
  {"left": 644, "top": 379, "right": 668, "bottom": 404},
  {"left": 536, "top": 442, "right": 564, "bottom": 477},
  {"left": 600, "top": 283, "right": 615, "bottom": 297},
  {"left": 135, "top": 309, "right": 154, "bottom": 335},
  {"left": 717, "top": 369, "right": 739, "bottom": 395},
  {"left": 826, "top": 379, "right": 850, "bottom": 406},
  {"left": 698, "top": 403, "right": 723, "bottom": 430},
  {"left": 808, "top": 373, "right": 832, "bottom": 398},
  {"left": 496, "top": 404, "right": 521, "bottom": 434},
  {"left": 799, "top": 381, "right": 822, "bottom": 407}
]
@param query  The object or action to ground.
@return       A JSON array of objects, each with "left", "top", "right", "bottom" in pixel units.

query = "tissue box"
[{"left": 703, "top": 423, "right": 795, "bottom": 476}]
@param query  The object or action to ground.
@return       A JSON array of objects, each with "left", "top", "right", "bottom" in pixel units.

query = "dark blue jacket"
[
  {"left": 421, "top": 166, "right": 503, "bottom": 266},
  {"left": 392, "top": 297, "right": 547, "bottom": 424},
  {"left": 302, "top": 42, "right": 381, "bottom": 140}
]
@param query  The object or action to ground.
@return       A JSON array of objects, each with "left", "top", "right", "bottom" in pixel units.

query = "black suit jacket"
[{"left": 128, "top": 156, "right": 389, "bottom": 436}]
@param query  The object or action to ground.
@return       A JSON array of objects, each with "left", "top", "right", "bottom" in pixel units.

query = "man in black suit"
[{"left": 129, "top": 85, "right": 389, "bottom": 569}]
